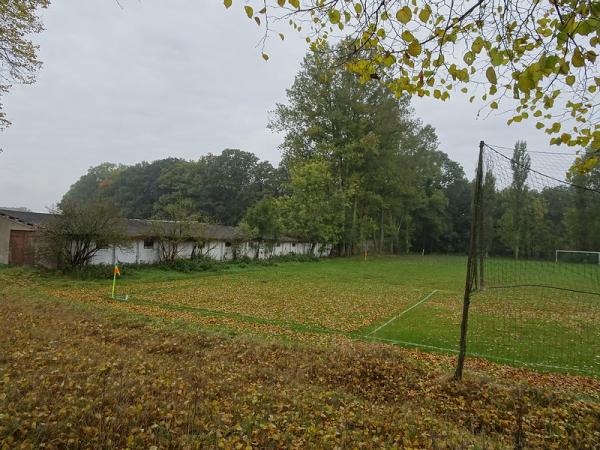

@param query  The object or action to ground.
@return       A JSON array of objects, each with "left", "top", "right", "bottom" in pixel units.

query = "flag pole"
[{"left": 111, "top": 264, "right": 118, "bottom": 299}]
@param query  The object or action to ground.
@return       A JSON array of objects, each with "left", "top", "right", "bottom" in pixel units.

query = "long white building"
[{"left": 0, "top": 209, "right": 328, "bottom": 266}]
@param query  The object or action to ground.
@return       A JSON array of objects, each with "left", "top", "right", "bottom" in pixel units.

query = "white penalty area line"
[{"left": 366, "top": 289, "right": 438, "bottom": 337}]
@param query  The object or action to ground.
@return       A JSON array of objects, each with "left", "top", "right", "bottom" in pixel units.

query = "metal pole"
[{"left": 454, "top": 141, "right": 485, "bottom": 381}]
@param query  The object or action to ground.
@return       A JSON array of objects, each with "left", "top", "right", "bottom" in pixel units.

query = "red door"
[{"left": 9, "top": 230, "right": 35, "bottom": 265}]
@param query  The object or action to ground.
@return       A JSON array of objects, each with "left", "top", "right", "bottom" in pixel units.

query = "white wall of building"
[{"left": 85, "top": 237, "right": 329, "bottom": 266}]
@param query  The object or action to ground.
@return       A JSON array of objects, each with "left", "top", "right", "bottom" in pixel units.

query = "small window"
[
  {"left": 292, "top": 243, "right": 296, "bottom": 247},
  {"left": 225, "top": 242, "right": 232, "bottom": 247},
  {"left": 143, "top": 239, "right": 154, "bottom": 249}
]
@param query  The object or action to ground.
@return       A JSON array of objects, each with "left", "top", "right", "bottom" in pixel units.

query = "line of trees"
[
  {"left": 482, "top": 144, "right": 600, "bottom": 260},
  {"left": 62, "top": 45, "right": 473, "bottom": 257},
  {"left": 60, "top": 45, "right": 600, "bottom": 262}
]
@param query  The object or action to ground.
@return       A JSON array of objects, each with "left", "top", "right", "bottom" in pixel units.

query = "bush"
[
  {"left": 56, "top": 252, "right": 321, "bottom": 278},
  {"left": 61, "top": 264, "right": 119, "bottom": 280},
  {"left": 273, "top": 253, "right": 320, "bottom": 263},
  {"left": 60, "top": 262, "right": 154, "bottom": 280},
  {"left": 163, "top": 256, "right": 220, "bottom": 273}
]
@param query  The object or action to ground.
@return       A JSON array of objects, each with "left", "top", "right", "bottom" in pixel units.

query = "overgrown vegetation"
[
  {"left": 39, "top": 199, "right": 127, "bottom": 269},
  {"left": 55, "top": 253, "right": 320, "bottom": 279}
]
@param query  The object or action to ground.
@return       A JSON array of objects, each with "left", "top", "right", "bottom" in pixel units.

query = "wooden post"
[
  {"left": 478, "top": 158, "right": 485, "bottom": 290},
  {"left": 454, "top": 141, "right": 485, "bottom": 381}
]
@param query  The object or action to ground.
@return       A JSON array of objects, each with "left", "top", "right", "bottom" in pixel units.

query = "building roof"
[
  {"left": 0, "top": 209, "right": 300, "bottom": 242},
  {"left": 124, "top": 219, "right": 300, "bottom": 242},
  {"left": 124, "top": 219, "right": 245, "bottom": 241},
  {"left": 0, "top": 208, "right": 54, "bottom": 226}
]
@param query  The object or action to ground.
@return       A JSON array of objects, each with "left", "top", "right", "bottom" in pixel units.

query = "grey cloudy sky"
[{"left": 0, "top": 0, "right": 551, "bottom": 212}]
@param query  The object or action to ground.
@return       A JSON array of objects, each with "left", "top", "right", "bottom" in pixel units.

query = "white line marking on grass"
[
  {"left": 366, "top": 335, "right": 457, "bottom": 353},
  {"left": 366, "top": 289, "right": 438, "bottom": 337},
  {"left": 366, "top": 336, "right": 596, "bottom": 375}
]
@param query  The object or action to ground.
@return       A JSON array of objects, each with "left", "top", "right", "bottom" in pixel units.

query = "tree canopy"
[
  {"left": 270, "top": 45, "right": 471, "bottom": 254},
  {"left": 62, "top": 149, "right": 282, "bottom": 226},
  {"left": 224, "top": 0, "right": 600, "bottom": 167}
]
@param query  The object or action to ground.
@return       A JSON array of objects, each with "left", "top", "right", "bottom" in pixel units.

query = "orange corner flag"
[{"left": 113, "top": 265, "right": 121, "bottom": 276}]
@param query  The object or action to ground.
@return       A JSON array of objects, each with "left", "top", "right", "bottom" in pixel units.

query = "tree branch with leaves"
[
  {"left": 224, "top": 0, "right": 600, "bottom": 167},
  {"left": 0, "top": 1, "right": 49, "bottom": 130}
]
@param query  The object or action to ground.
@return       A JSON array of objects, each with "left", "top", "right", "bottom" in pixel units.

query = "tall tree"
[
  {"left": 505, "top": 141, "right": 531, "bottom": 259},
  {"left": 151, "top": 193, "right": 203, "bottom": 264},
  {"left": 270, "top": 45, "right": 460, "bottom": 254},
  {"left": 240, "top": 198, "right": 282, "bottom": 259},
  {"left": 480, "top": 170, "right": 498, "bottom": 256},
  {"left": 277, "top": 160, "right": 347, "bottom": 253},
  {"left": 564, "top": 160, "right": 600, "bottom": 251},
  {"left": 190, "top": 149, "right": 279, "bottom": 226}
]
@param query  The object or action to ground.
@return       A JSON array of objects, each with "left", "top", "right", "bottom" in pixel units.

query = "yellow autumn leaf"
[
  {"left": 486, "top": 67, "right": 497, "bottom": 85},
  {"left": 396, "top": 6, "right": 412, "bottom": 24},
  {"left": 418, "top": 5, "right": 431, "bottom": 23},
  {"left": 408, "top": 41, "right": 422, "bottom": 57}
]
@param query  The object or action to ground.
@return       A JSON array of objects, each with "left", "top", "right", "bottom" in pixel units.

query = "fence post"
[{"left": 454, "top": 141, "right": 485, "bottom": 381}]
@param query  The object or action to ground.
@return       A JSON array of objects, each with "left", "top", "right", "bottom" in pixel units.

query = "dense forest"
[{"left": 63, "top": 47, "right": 600, "bottom": 258}]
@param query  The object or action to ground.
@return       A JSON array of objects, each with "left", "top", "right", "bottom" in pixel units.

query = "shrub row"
[{"left": 60, "top": 253, "right": 320, "bottom": 279}]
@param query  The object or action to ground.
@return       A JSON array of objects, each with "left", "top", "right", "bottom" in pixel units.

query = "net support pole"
[
  {"left": 478, "top": 164, "right": 485, "bottom": 290},
  {"left": 454, "top": 141, "right": 485, "bottom": 381}
]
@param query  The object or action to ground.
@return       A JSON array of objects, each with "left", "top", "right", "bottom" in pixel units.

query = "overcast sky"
[{"left": 0, "top": 0, "right": 552, "bottom": 212}]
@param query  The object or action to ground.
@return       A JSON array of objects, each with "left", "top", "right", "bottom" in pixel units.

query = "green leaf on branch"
[
  {"left": 486, "top": 67, "right": 498, "bottom": 84},
  {"left": 396, "top": 7, "right": 412, "bottom": 24}
]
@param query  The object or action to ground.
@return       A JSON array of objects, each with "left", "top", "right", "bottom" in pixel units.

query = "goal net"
[
  {"left": 556, "top": 250, "right": 600, "bottom": 265},
  {"left": 456, "top": 142, "right": 600, "bottom": 378}
]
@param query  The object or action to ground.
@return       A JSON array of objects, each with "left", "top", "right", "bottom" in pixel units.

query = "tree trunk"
[
  {"left": 254, "top": 241, "right": 261, "bottom": 260},
  {"left": 351, "top": 195, "right": 358, "bottom": 255},
  {"left": 379, "top": 208, "right": 385, "bottom": 253}
]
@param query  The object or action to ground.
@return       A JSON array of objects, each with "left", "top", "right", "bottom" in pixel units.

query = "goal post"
[
  {"left": 555, "top": 250, "right": 600, "bottom": 265},
  {"left": 454, "top": 141, "right": 600, "bottom": 380}
]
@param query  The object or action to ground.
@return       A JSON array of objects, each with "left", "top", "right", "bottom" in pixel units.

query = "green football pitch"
[{"left": 4, "top": 255, "right": 600, "bottom": 376}]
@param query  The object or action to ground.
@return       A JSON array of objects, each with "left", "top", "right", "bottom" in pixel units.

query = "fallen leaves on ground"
[
  {"left": 1, "top": 295, "right": 599, "bottom": 449},
  {"left": 39, "top": 275, "right": 426, "bottom": 332}
]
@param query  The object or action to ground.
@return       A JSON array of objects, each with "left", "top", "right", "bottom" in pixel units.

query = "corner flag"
[{"left": 111, "top": 263, "right": 120, "bottom": 299}]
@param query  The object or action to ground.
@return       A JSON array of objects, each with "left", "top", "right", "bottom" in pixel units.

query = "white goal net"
[{"left": 555, "top": 250, "right": 600, "bottom": 265}]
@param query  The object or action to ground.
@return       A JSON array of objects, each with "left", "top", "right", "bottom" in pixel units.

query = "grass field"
[
  {"left": 2, "top": 255, "right": 599, "bottom": 375},
  {"left": 2, "top": 255, "right": 600, "bottom": 447}
]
